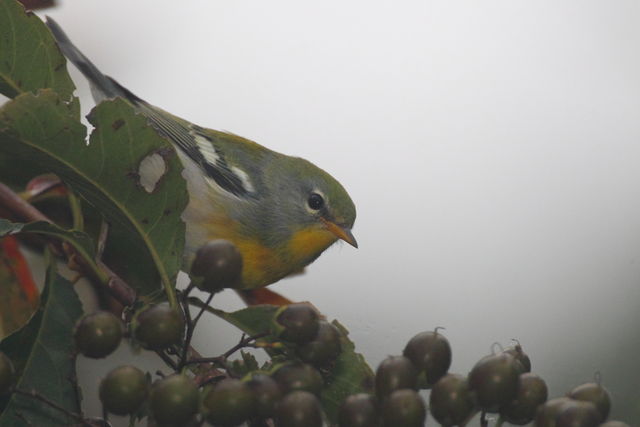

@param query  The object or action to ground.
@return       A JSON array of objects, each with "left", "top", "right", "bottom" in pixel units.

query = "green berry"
[
  {"left": 296, "top": 320, "right": 341, "bottom": 366},
  {"left": 150, "top": 374, "right": 199, "bottom": 427},
  {"left": 375, "top": 356, "right": 417, "bottom": 398},
  {"left": 567, "top": 382, "right": 611, "bottom": 422},
  {"left": 99, "top": 365, "right": 149, "bottom": 415},
  {"left": 133, "top": 304, "right": 184, "bottom": 350},
  {"left": 191, "top": 240, "right": 243, "bottom": 291},
  {"left": 403, "top": 330, "right": 452, "bottom": 386},
  {"left": 275, "top": 391, "right": 323, "bottom": 427},
  {"left": 381, "top": 389, "right": 426, "bottom": 427},
  {"left": 74, "top": 311, "right": 123, "bottom": 358},
  {"left": 0, "top": 352, "right": 15, "bottom": 396},
  {"left": 203, "top": 378, "right": 254, "bottom": 427},
  {"left": 429, "top": 374, "right": 474, "bottom": 426},
  {"left": 338, "top": 393, "right": 379, "bottom": 427},
  {"left": 468, "top": 352, "right": 520, "bottom": 412}
]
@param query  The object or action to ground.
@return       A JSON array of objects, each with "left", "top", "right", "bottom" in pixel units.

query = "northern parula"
[{"left": 46, "top": 18, "right": 357, "bottom": 290}]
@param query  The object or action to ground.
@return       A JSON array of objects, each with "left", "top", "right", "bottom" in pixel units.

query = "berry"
[
  {"left": 150, "top": 374, "right": 199, "bottom": 426},
  {"left": 246, "top": 373, "right": 282, "bottom": 419},
  {"left": 133, "top": 304, "right": 184, "bottom": 350},
  {"left": 468, "top": 352, "right": 520, "bottom": 412},
  {"left": 338, "top": 393, "right": 379, "bottom": 427},
  {"left": 274, "top": 303, "right": 320, "bottom": 344},
  {"left": 567, "top": 381, "right": 611, "bottom": 422},
  {"left": 504, "top": 344, "right": 531, "bottom": 374},
  {"left": 375, "top": 356, "right": 417, "bottom": 398},
  {"left": 381, "top": 389, "right": 426, "bottom": 427},
  {"left": 429, "top": 374, "right": 474, "bottom": 426},
  {"left": 74, "top": 311, "right": 123, "bottom": 358},
  {"left": 274, "top": 363, "right": 324, "bottom": 395},
  {"left": 191, "top": 240, "right": 242, "bottom": 291},
  {"left": 555, "top": 400, "right": 600, "bottom": 427},
  {"left": 99, "top": 365, "right": 149, "bottom": 415},
  {"left": 534, "top": 397, "right": 573, "bottom": 427},
  {"left": 403, "top": 330, "right": 452, "bottom": 386},
  {"left": 296, "top": 320, "right": 342, "bottom": 366},
  {"left": 203, "top": 378, "right": 254, "bottom": 427},
  {"left": 500, "top": 373, "right": 548, "bottom": 425},
  {"left": 275, "top": 390, "right": 323, "bottom": 427}
]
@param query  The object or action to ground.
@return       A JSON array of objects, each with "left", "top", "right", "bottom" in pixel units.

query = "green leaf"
[
  {"left": 0, "top": 255, "right": 83, "bottom": 426},
  {"left": 0, "top": 219, "right": 97, "bottom": 264},
  {"left": 0, "top": 0, "right": 76, "bottom": 102},
  {"left": 0, "top": 90, "right": 188, "bottom": 302},
  {"left": 210, "top": 305, "right": 375, "bottom": 424},
  {"left": 0, "top": 0, "right": 78, "bottom": 187}
]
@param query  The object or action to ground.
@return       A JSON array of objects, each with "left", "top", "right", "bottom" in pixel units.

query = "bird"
[{"left": 45, "top": 17, "right": 357, "bottom": 291}]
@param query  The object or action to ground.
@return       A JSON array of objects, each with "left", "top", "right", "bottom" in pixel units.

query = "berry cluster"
[{"left": 0, "top": 240, "right": 631, "bottom": 426}]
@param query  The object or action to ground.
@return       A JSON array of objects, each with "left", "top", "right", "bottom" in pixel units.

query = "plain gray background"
[{"left": 34, "top": 1, "right": 640, "bottom": 424}]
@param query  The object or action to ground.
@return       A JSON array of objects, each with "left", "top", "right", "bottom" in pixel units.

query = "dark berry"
[
  {"left": 275, "top": 390, "right": 323, "bottom": 427},
  {"left": 500, "top": 373, "right": 548, "bottom": 425},
  {"left": 429, "top": 374, "right": 474, "bottom": 426},
  {"left": 191, "top": 240, "right": 243, "bottom": 291},
  {"left": 375, "top": 356, "right": 417, "bottom": 398},
  {"left": 403, "top": 330, "right": 452, "bottom": 386},
  {"left": 246, "top": 373, "right": 282, "bottom": 419},
  {"left": 74, "top": 311, "right": 123, "bottom": 358},
  {"left": 338, "top": 393, "right": 379, "bottom": 427},
  {"left": 99, "top": 365, "right": 149, "bottom": 415},
  {"left": 133, "top": 304, "right": 184, "bottom": 350},
  {"left": 381, "top": 389, "right": 426, "bottom": 427},
  {"left": 150, "top": 374, "right": 199, "bottom": 426},
  {"left": 297, "top": 321, "right": 341, "bottom": 366},
  {"left": 534, "top": 397, "right": 573, "bottom": 427},
  {"left": 504, "top": 344, "right": 531, "bottom": 374},
  {"left": 555, "top": 400, "right": 600, "bottom": 427},
  {"left": 274, "top": 303, "right": 320, "bottom": 344},
  {"left": 468, "top": 352, "right": 520, "bottom": 412},
  {"left": 274, "top": 363, "right": 324, "bottom": 396},
  {"left": 203, "top": 378, "right": 254, "bottom": 427},
  {"left": 567, "top": 382, "right": 611, "bottom": 422}
]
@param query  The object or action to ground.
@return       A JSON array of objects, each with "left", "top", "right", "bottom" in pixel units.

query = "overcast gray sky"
[{"left": 41, "top": 1, "right": 640, "bottom": 423}]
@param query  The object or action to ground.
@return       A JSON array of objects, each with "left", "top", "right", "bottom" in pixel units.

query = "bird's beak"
[{"left": 321, "top": 218, "right": 358, "bottom": 248}]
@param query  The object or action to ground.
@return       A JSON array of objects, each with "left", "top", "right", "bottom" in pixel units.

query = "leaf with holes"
[
  {"left": 0, "top": 89, "right": 188, "bottom": 301},
  {"left": 0, "top": 255, "right": 83, "bottom": 426}
]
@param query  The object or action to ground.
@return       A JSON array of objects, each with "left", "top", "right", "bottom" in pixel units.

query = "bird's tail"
[{"left": 45, "top": 17, "right": 138, "bottom": 104}]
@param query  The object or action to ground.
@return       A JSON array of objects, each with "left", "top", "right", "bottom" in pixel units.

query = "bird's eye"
[{"left": 307, "top": 193, "right": 324, "bottom": 211}]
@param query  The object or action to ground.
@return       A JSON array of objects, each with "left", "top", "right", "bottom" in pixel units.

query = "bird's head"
[{"left": 264, "top": 155, "right": 357, "bottom": 264}]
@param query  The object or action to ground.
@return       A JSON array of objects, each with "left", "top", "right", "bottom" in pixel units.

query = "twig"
[
  {"left": 178, "top": 283, "right": 213, "bottom": 370},
  {"left": 185, "top": 332, "right": 269, "bottom": 366},
  {"left": 0, "top": 183, "right": 50, "bottom": 223}
]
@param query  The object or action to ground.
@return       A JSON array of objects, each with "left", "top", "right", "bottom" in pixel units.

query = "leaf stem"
[{"left": 66, "top": 188, "right": 84, "bottom": 231}]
